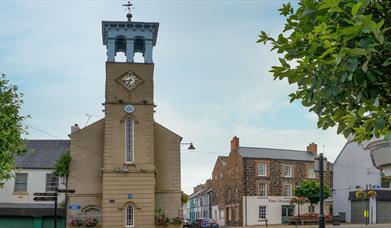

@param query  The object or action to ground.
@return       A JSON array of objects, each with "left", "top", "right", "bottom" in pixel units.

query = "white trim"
[
  {"left": 284, "top": 165, "right": 292, "bottom": 177},
  {"left": 124, "top": 118, "right": 135, "bottom": 163},
  {"left": 125, "top": 204, "right": 135, "bottom": 227},
  {"left": 258, "top": 163, "right": 267, "bottom": 177}
]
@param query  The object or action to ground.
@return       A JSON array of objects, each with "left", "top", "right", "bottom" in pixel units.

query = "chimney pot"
[
  {"left": 306, "top": 143, "right": 317, "bottom": 155},
  {"left": 231, "top": 136, "right": 240, "bottom": 151},
  {"left": 71, "top": 124, "right": 81, "bottom": 134}
]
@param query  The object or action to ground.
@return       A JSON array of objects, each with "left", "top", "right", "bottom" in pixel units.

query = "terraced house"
[
  {"left": 66, "top": 10, "right": 182, "bottom": 228},
  {"left": 211, "top": 137, "right": 333, "bottom": 226}
]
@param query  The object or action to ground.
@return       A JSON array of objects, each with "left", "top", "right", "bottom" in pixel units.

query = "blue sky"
[{"left": 1, "top": 0, "right": 346, "bottom": 194}]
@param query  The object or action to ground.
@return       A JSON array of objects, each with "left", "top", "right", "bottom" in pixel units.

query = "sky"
[{"left": 0, "top": 0, "right": 347, "bottom": 194}]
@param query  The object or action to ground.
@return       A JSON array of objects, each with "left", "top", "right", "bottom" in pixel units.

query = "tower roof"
[{"left": 101, "top": 21, "right": 159, "bottom": 46}]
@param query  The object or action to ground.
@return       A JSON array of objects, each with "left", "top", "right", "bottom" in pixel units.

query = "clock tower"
[
  {"left": 101, "top": 9, "right": 159, "bottom": 227},
  {"left": 68, "top": 5, "right": 182, "bottom": 228}
]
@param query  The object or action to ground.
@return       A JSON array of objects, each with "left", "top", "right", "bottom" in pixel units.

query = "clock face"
[
  {"left": 122, "top": 74, "right": 138, "bottom": 87},
  {"left": 117, "top": 71, "right": 143, "bottom": 91}
]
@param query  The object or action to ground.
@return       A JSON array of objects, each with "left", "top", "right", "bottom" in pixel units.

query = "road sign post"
[{"left": 33, "top": 188, "right": 75, "bottom": 228}]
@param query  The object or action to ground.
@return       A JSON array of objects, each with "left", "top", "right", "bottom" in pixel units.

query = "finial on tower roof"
[{"left": 122, "top": 1, "right": 134, "bottom": 22}]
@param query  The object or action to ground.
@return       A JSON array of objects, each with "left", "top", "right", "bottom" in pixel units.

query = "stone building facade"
[
  {"left": 211, "top": 137, "right": 333, "bottom": 226},
  {"left": 66, "top": 11, "right": 182, "bottom": 228}
]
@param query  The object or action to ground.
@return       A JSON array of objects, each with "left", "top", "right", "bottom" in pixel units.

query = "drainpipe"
[{"left": 244, "top": 158, "right": 247, "bottom": 226}]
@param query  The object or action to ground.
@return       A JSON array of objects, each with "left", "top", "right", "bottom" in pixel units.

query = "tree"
[
  {"left": 181, "top": 191, "right": 189, "bottom": 205},
  {"left": 258, "top": 0, "right": 391, "bottom": 142},
  {"left": 0, "top": 74, "right": 27, "bottom": 187},
  {"left": 54, "top": 152, "right": 71, "bottom": 178},
  {"left": 294, "top": 180, "right": 331, "bottom": 212}
]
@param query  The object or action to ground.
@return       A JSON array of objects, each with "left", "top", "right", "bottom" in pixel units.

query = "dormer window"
[{"left": 125, "top": 119, "right": 134, "bottom": 163}]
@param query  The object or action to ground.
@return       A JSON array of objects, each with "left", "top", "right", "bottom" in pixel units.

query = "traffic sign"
[
  {"left": 34, "top": 197, "right": 57, "bottom": 201},
  {"left": 33, "top": 192, "right": 57, "bottom": 197},
  {"left": 57, "top": 189, "right": 75, "bottom": 193}
]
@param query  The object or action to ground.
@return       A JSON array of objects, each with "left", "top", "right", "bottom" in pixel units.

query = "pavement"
[{"left": 220, "top": 224, "right": 391, "bottom": 228}]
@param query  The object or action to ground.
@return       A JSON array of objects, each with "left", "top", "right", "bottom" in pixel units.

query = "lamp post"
[{"left": 315, "top": 153, "right": 327, "bottom": 228}]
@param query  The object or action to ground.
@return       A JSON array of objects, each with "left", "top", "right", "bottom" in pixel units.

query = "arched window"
[
  {"left": 125, "top": 205, "right": 134, "bottom": 227},
  {"left": 125, "top": 118, "right": 134, "bottom": 163}
]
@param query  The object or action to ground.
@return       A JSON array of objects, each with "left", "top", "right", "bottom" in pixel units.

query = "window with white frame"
[
  {"left": 308, "top": 167, "right": 316, "bottom": 178},
  {"left": 125, "top": 119, "right": 134, "bottom": 163},
  {"left": 126, "top": 205, "right": 134, "bottom": 227},
  {"left": 46, "top": 173, "right": 59, "bottom": 192},
  {"left": 258, "top": 163, "right": 267, "bottom": 176},
  {"left": 284, "top": 165, "right": 292, "bottom": 177},
  {"left": 258, "top": 182, "right": 267, "bottom": 196},
  {"left": 283, "top": 184, "right": 292, "bottom": 196},
  {"left": 14, "top": 173, "right": 28, "bottom": 192},
  {"left": 258, "top": 206, "right": 266, "bottom": 219}
]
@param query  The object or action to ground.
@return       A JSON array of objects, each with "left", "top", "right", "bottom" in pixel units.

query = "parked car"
[
  {"left": 191, "top": 218, "right": 218, "bottom": 228},
  {"left": 183, "top": 218, "right": 190, "bottom": 227}
]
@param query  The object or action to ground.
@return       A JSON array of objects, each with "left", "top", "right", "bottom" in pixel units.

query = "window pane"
[
  {"left": 259, "top": 183, "right": 267, "bottom": 196},
  {"left": 258, "top": 163, "right": 266, "bottom": 176},
  {"left": 126, "top": 205, "right": 134, "bottom": 226},
  {"left": 284, "top": 165, "right": 292, "bottom": 177},
  {"left": 125, "top": 119, "right": 134, "bottom": 163},
  {"left": 46, "top": 173, "right": 59, "bottom": 192},
  {"left": 14, "top": 173, "right": 28, "bottom": 192},
  {"left": 258, "top": 206, "right": 266, "bottom": 219}
]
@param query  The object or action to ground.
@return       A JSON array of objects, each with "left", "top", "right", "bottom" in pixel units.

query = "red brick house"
[{"left": 211, "top": 137, "right": 333, "bottom": 226}]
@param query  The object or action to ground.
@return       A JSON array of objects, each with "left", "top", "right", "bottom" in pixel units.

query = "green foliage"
[
  {"left": 181, "top": 191, "right": 189, "bottom": 205},
  {"left": 0, "top": 74, "right": 27, "bottom": 187},
  {"left": 54, "top": 152, "right": 71, "bottom": 177},
  {"left": 294, "top": 180, "right": 331, "bottom": 209},
  {"left": 258, "top": 0, "right": 391, "bottom": 142},
  {"left": 155, "top": 208, "right": 169, "bottom": 226}
]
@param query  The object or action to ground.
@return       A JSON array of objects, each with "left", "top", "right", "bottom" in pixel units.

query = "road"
[{"left": 219, "top": 224, "right": 391, "bottom": 228}]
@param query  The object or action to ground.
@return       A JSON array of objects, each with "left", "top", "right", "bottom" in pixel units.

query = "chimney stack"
[
  {"left": 71, "top": 124, "right": 80, "bottom": 134},
  {"left": 231, "top": 136, "right": 240, "bottom": 151},
  {"left": 306, "top": 142, "right": 317, "bottom": 155}
]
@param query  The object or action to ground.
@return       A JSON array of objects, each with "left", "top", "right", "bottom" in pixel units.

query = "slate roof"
[
  {"left": 16, "top": 140, "right": 70, "bottom": 169},
  {"left": 238, "top": 146, "right": 315, "bottom": 161}
]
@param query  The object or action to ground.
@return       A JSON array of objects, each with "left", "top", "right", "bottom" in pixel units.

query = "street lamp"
[{"left": 181, "top": 142, "right": 196, "bottom": 150}]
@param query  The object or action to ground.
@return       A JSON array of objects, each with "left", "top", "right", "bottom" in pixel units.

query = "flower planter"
[
  {"left": 155, "top": 224, "right": 182, "bottom": 228},
  {"left": 367, "top": 140, "right": 391, "bottom": 176}
]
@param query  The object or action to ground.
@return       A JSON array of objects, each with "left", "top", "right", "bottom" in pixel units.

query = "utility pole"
[
  {"left": 319, "top": 153, "right": 325, "bottom": 228},
  {"left": 365, "top": 184, "right": 369, "bottom": 225}
]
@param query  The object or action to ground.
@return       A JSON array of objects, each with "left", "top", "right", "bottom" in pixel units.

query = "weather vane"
[{"left": 123, "top": 1, "right": 134, "bottom": 21}]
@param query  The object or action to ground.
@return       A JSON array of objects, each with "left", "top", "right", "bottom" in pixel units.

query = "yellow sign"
[{"left": 364, "top": 210, "right": 369, "bottom": 218}]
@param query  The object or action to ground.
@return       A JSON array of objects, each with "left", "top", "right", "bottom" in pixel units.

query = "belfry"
[{"left": 67, "top": 3, "right": 182, "bottom": 227}]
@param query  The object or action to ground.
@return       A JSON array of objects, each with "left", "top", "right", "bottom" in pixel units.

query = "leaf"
[
  {"left": 383, "top": 57, "right": 391, "bottom": 67},
  {"left": 349, "top": 48, "right": 367, "bottom": 56},
  {"left": 375, "top": 118, "right": 386, "bottom": 130},
  {"left": 347, "top": 58, "right": 359, "bottom": 72},
  {"left": 374, "top": 30, "right": 384, "bottom": 44},
  {"left": 351, "top": 2, "right": 362, "bottom": 16}
]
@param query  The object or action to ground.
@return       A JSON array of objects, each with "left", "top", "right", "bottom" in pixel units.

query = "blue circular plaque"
[
  {"left": 124, "top": 105, "right": 135, "bottom": 113},
  {"left": 128, "top": 194, "right": 133, "bottom": 199}
]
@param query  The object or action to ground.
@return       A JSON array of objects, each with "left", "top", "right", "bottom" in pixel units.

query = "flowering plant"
[
  {"left": 84, "top": 217, "right": 99, "bottom": 227},
  {"left": 69, "top": 218, "right": 83, "bottom": 226},
  {"left": 170, "top": 217, "right": 183, "bottom": 225}
]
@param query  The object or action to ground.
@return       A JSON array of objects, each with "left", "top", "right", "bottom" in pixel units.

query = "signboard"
[
  {"left": 314, "top": 156, "right": 328, "bottom": 172},
  {"left": 33, "top": 193, "right": 57, "bottom": 197},
  {"left": 68, "top": 204, "right": 81, "bottom": 210},
  {"left": 34, "top": 197, "right": 57, "bottom": 201},
  {"left": 57, "top": 189, "right": 75, "bottom": 193},
  {"left": 128, "top": 194, "right": 133, "bottom": 199}
]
